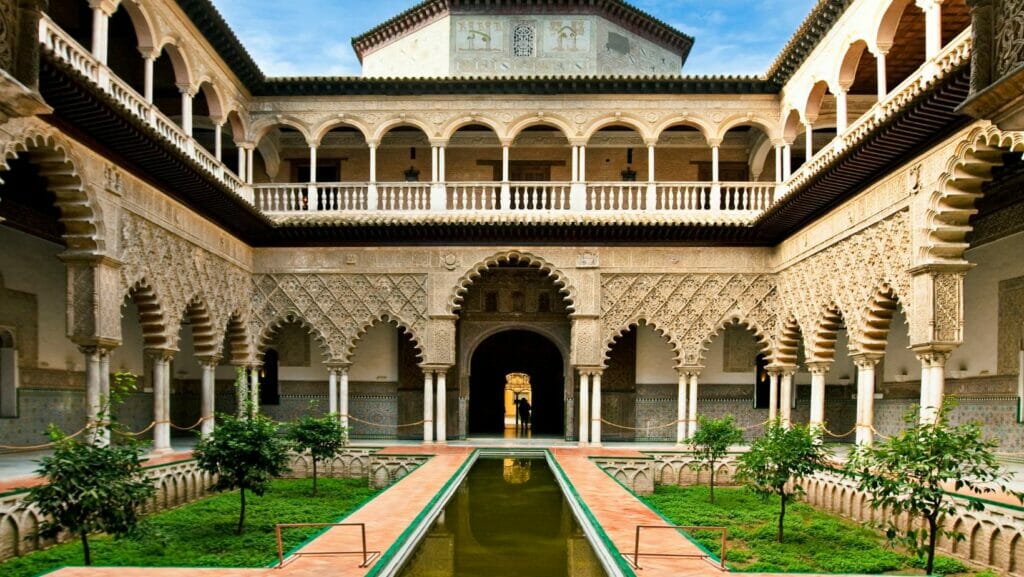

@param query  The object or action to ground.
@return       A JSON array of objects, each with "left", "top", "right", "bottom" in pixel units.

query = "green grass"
[
  {"left": 0, "top": 478, "right": 379, "bottom": 577},
  {"left": 642, "top": 485, "right": 970, "bottom": 575}
]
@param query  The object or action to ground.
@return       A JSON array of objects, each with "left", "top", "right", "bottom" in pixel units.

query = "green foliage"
[
  {"left": 688, "top": 414, "right": 743, "bottom": 503},
  {"left": 735, "top": 419, "right": 830, "bottom": 543},
  {"left": 906, "top": 554, "right": 968, "bottom": 576},
  {"left": 21, "top": 372, "right": 155, "bottom": 566},
  {"left": 193, "top": 411, "right": 290, "bottom": 534},
  {"left": 845, "top": 400, "right": 1021, "bottom": 575},
  {"left": 0, "top": 478, "right": 377, "bottom": 577},
  {"left": 287, "top": 404, "right": 347, "bottom": 495},
  {"left": 642, "top": 485, "right": 909, "bottom": 573}
]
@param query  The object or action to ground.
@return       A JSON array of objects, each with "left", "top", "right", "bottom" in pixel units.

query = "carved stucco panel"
[
  {"left": 250, "top": 273, "right": 428, "bottom": 363},
  {"left": 777, "top": 211, "right": 913, "bottom": 357}
]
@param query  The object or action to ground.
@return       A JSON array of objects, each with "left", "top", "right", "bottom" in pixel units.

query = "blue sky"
[{"left": 212, "top": 0, "right": 818, "bottom": 77}]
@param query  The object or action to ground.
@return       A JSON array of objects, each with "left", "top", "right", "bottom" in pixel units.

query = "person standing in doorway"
[{"left": 517, "top": 397, "right": 532, "bottom": 435}]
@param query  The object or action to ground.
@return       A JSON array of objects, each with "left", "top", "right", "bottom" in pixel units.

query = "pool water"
[{"left": 396, "top": 457, "right": 607, "bottom": 577}]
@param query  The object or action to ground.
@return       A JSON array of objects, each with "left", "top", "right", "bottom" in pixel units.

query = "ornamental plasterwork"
[
  {"left": 776, "top": 211, "right": 913, "bottom": 359},
  {"left": 600, "top": 273, "right": 778, "bottom": 367},
  {"left": 995, "top": 0, "right": 1024, "bottom": 77},
  {"left": 250, "top": 273, "right": 428, "bottom": 363},
  {"left": 118, "top": 213, "right": 251, "bottom": 350}
]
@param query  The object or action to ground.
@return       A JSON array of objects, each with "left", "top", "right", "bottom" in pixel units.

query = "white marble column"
[
  {"left": 783, "top": 144, "right": 792, "bottom": 179},
  {"left": 578, "top": 145, "right": 587, "bottom": 181},
  {"left": 647, "top": 144, "right": 655, "bottom": 183},
  {"left": 309, "top": 144, "right": 318, "bottom": 183},
  {"left": 178, "top": 85, "right": 194, "bottom": 136},
  {"left": 804, "top": 123, "right": 814, "bottom": 159},
  {"left": 436, "top": 370, "right": 447, "bottom": 443},
  {"left": 835, "top": 88, "right": 849, "bottom": 133},
  {"left": 90, "top": 4, "right": 109, "bottom": 64},
  {"left": 917, "top": 350, "right": 950, "bottom": 423},
  {"left": 779, "top": 369, "right": 795, "bottom": 426},
  {"left": 249, "top": 366, "right": 260, "bottom": 416},
  {"left": 711, "top": 143, "right": 720, "bottom": 182},
  {"left": 98, "top": 349, "right": 111, "bottom": 445},
  {"left": 237, "top": 146, "right": 246, "bottom": 180},
  {"left": 151, "top": 350, "right": 172, "bottom": 452},
  {"left": 338, "top": 366, "right": 350, "bottom": 433},
  {"left": 571, "top": 145, "right": 579, "bottom": 182},
  {"left": 246, "top": 147, "right": 255, "bottom": 184},
  {"left": 924, "top": 0, "right": 942, "bottom": 59},
  {"left": 423, "top": 371, "right": 434, "bottom": 442},
  {"left": 590, "top": 371, "right": 602, "bottom": 446},
  {"left": 502, "top": 144, "right": 511, "bottom": 183},
  {"left": 81, "top": 346, "right": 102, "bottom": 441},
  {"left": 687, "top": 372, "right": 700, "bottom": 437},
  {"left": 143, "top": 53, "right": 155, "bottom": 103},
  {"left": 199, "top": 357, "right": 218, "bottom": 437},
  {"left": 328, "top": 367, "right": 338, "bottom": 414},
  {"left": 774, "top": 144, "right": 783, "bottom": 182},
  {"left": 808, "top": 362, "right": 829, "bottom": 429},
  {"left": 430, "top": 146, "right": 439, "bottom": 182},
  {"left": 578, "top": 371, "right": 590, "bottom": 445},
  {"left": 875, "top": 48, "right": 889, "bottom": 100},
  {"left": 369, "top": 143, "right": 378, "bottom": 183},
  {"left": 676, "top": 372, "right": 688, "bottom": 444},
  {"left": 438, "top": 146, "right": 446, "bottom": 183},
  {"left": 214, "top": 122, "right": 223, "bottom": 162},
  {"left": 767, "top": 370, "right": 780, "bottom": 422},
  {"left": 854, "top": 355, "right": 879, "bottom": 446}
]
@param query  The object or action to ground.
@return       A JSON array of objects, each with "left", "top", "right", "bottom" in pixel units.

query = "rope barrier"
[
  {"left": 345, "top": 415, "right": 425, "bottom": 429},
  {"left": 0, "top": 424, "right": 91, "bottom": 451},
  {"left": 598, "top": 418, "right": 683, "bottom": 431}
]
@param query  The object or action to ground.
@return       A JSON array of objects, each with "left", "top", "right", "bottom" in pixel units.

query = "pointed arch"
[
  {"left": 123, "top": 279, "right": 169, "bottom": 349},
  {"left": 255, "top": 312, "right": 332, "bottom": 363},
  {"left": 0, "top": 126, "right": 104, "bottom": 253},
  {"left": 448, "top": 250, "right": 576, "bottom": 314}
]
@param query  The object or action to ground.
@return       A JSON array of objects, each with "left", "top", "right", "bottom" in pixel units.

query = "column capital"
[
  {"left": 78, "top": 344, "right": 112, "bottom": 356},
  {"left": 912, "top": 347, "right": 953, "bottom": 365},
  {"left": 499, "top": 138, "right": 514, "bottom": 147},
  {"left": 145, "top": 347, "right": 177, "bottom": 362},
  {"left": 176, "top": 82, "right": 197, "bottom": 97},
  {"left": 568, "top": 138, "right": 587, "bottom": 147},
  {"left": 366, "top": 139, "right": 380, "bottom": 149},
  {"left": 420, "top": 364, "right": 453, "bottom": 374},
  {"left": 677, "top": 365, "right": 704, "bottom": 377},
  {"left": 195, "top": 355, "right": 222, "bottom": 368},
  {"left": 87, "top": 0, "right": 118, "bottom": 16},
  {"left": 706, "top": 137, "right": 723, "bottom": 148},
  {"left": 850, "top": 353, "right": 883, "bottom": 369},
  {"left": 575, "top": 366, "right": 603, "bottom": 376},
  {"left": 139, "top": 48, "right": 159, "bottom": 61},
  {"left": 806, "top": 361, "right": 831, "bottom": 375},
  {"left": 769, "top": 363, "right": 797, "bottom": 376},
  {"left": 643, "top": 138, "right": 659, "bottom": 147},
  {"left": 428, "top": 138, "right": 449, "bottom": 148}
]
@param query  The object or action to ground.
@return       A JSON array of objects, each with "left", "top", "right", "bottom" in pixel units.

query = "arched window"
[
  {"left": 0, "top": 329, "right": 17, "bottom": 418},
  {"left": 512, "top": 24, "right": 535, "bottom": 57}
]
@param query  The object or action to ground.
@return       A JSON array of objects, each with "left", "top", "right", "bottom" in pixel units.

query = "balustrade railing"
[
  {"left": 586, "top": 182, "right": 647, "bottom": 210},
  {"left": 656, "top": 183, "right": 712, "bottom": 210},
  {"left": 378, "top": 183, "right": 431, "bottom": 211},
  {"left": 509, "top": 182, "right": 571, "bottom": 210}
]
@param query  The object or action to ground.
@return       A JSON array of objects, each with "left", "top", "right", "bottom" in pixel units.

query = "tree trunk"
[
  {"left": 312, "top": 458, "right": 318, "bottom": 496},
  {"left": 926, "top": 514, "right": 939, "bottom": 575},
  {"left": 80, "top": 530, "right": 91, "bottom": 565},
  {"left": 709, "top": 459, "right": 716, "bottom": 504},
  {"left": 237, "top": 487, "right": 246, "bottom": 535},
  {"left": 777, "top": 491, "right": 787, "bottom": 543}
]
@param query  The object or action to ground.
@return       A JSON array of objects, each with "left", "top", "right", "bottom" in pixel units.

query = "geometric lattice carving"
[
  {"left": 995, "top": 0, "right": 1024, "bottom": 78},
  {"left": 118, "top": 213, "right": 251, "bottom": 356},
  {"left": 251, "top": 273, "right": 428, "bottom": 362},
  {"left": 601, "top": 273, "right": 777, "bottom": 366},
  {"left": 777, "top": 211, "right": 913, "bottom": 361}
]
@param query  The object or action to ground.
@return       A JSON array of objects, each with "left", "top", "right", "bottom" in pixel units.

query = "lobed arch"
[
  {"left": 123, "top": 279, "right": 169, "bottom": 350},
  {"left": 601, "top": 319, "right": 682, "bottom": 368},
  {"left": 696, "top": 312, "right": 772, "bottom": 366},
  {"left": 250, "top": 116, "right": 314, "bottom": 146},
  {"left": 926, "top": 125, "right": 1024, "bottom": 264},
  {"left": 807, "top": 304, "right": 847, "bottom": 363},
  {"left": 440, "top": 116, "right": 506, "bottom": 141},
  {"left": 345, "top": 314, "right": 424, "bottom": 365},
  {"left": 371, "top": 117, "right": 435, "bottom": 143},
  {"left": 311, "top": 118, "right": 372, "bottom": 145},
  {"left": 448, "top": 250, "right": 576, "bottom": 315},
  {"left": 170, "top": 296, "right": 218, "bottom": 358},
  {"left": 581, "top": 114, "right": 653, "bottom": 142},
  {"left": 218, "top": 310, "right": 253, "bottom": 365},
  {"left": 773, "top": 316, "right": 804, "bottom": 367},
  {"left": 505, "top": 115, "right": 575, "bottom": 142},
  {"left": 0, "top": 126, "right": 104, "bottom": 254},
  {"left": 153, "top": 40, "right": 193, "bottom": 87},
  {"left": 856, "top": 283, "right": 906, "bottom": 355},
  {"left": 652, "top": 116, "right": 714, "bottom": 144},
  {"left": 255, "top": 311, "right": 333, "bottom": 363}
]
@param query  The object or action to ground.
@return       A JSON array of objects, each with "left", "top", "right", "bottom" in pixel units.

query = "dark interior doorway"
[{"left": 469, "top": 330, "right": 564, "bottom": 436}]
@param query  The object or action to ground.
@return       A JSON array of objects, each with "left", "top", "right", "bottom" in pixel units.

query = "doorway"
[{"left": 469, "top": 330, "right": 564, "bottom": 436}]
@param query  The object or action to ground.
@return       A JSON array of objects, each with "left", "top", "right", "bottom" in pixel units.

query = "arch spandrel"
[
  {"left": 346, "top": 314, "right": 425, "bottom": 365},
  {"left": 601, "top": 319, "right": 683, "bottom": 369},
  {"left": 447, "top": 251, "right": 576, "bottom": 316}
]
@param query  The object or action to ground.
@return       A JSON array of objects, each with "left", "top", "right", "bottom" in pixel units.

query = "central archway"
[{"left": 469, "top": 330, "right": 564, "bottom": 436}]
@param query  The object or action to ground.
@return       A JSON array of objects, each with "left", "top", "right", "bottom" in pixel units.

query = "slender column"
[
  {"left": 338, "top": 366, "right": 350, "bottom": 433},
  {"left": 328, "top": 367, "right": 338, "bottom": 414},
  {"left": 143, "top": 54, "right": 155, "bottom": 103},
  {"left": 431, "top": 146, "right": 439, "bottom": 182},
  {"left": 676, "top": 372, "right": 688, "bottom": 444},
  {"left": 571, "top": 145, "right": 579, "bottom": 182},
  {"left": 246, "top": 147, "right": 254, "bottom": 184},
  {"left": 81, "top": 346, "right": 101, "bottom": 441},
  {"left": 214, "top": 123, "right": 223, "bottom": 161},
  {"left": 235, "top": 365, "right": 248, "bottom": 416},
  {"left": 767, "top": 370, "right": 780, "bottom": 421},
  {"left": 98, "top": 350, "right": 111, "bottom": 445},
  {"left": 916, "top": 350, "right": 950, "bottom": 423},
  {"left": 711, "top": 144, "right": 720, "bottom": 182},
  {"left": 687, "top": 373, "right": 699, "bottom": 438},
  {"left": 436, "top": 370, "right": 447, "bottom": 443},
  {"left": 150, "top": 350, "right": 172, "bottom": 452},
  {"left": 179, "top": 85, "right": 194, "bottom": 136},
  {"left": 309, "top": 144, "right": 318, "bottom": 183},
  {"left": 875, "top": 49, "right": 889, "bottom": 100},
  {"left": 807, "top": 362, "right": 829, "bottom": 429},
  {"left": 90, "top": 5, "right": 109, "bottom": 64},
  {"left": 578, "top": 371, "right": 590, "bottom": 444},
  {"left": 237, "top": 146, "right": 246, "bottom": 180},
  {"left": 804, "top": 123, "right": 814, "bottom": 159},
  {"left": 774, "top": 144, "right": 783, "bottom": 182},
  {"left": 423, "top": 371, "right": 434, "bottom": 442},
  {"left": 783, "top": 144, "right": 792, "bottom": 179},
  {"left": 199, "top": 357, "right": 218, "bottom": 437},
  {"left": 590, "top": 371, "right": 602, "bottom": 446},
  {"left": 836, "top": 88, "right": 849, "bottom": 133},
  {"left": 647, "top": 144, "right": 655, "bottom": 183},
  {"left": 368, "top": 143, "right": 377, "bottom": 183},
  {"left": 779, "top": 370, "right": 794, "bottom": 426},
  {"left": 918, "top": 353, "right": 933, "bottom": 423},
  {"left": 924, "top": 1, "right": 942, "bottom": 59},
  {"left": 249, "top": 366, "right": 260, "bottom": 415},
  {"left": 438, "top": 146, "right": 446, "bottom": 183},
  {"left": 853, "top": 355, "right": 880, "bottom": 446},
  {"left": 502, "top": 145, "right": 510, "bottom": 182},
  {"left": 579, "top": 145, "right": 586, "bottom": 181}
]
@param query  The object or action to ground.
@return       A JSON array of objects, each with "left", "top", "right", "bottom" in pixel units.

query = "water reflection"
[{"left": 397, "top": 457, "right": 607, "bottom": 577}]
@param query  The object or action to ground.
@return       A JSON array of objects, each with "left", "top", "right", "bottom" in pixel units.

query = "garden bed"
[
  {"left": 0, "top": 478, "right": 379, "bottom": 577},
  {"left": 642, "top": 485, "right": 979, "bottom": 575}
]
